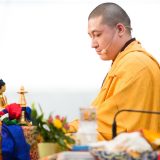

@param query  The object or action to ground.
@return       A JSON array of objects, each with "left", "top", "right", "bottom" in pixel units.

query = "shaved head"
[{"left": 88, "top": 3, "right": 132, "bottom": 34}]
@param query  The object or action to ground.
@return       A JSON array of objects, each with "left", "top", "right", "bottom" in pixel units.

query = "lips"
[{"left": 96, "top": 50, "right": 102, "bottom": 55}]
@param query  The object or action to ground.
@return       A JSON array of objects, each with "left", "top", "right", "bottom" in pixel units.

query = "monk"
[{"left": 69, "top": 2, "right": 160, "bottom": 140}]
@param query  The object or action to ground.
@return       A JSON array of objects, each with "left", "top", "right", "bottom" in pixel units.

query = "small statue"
[
  {"left": 17, "top": 86, "right": 28, "bottom": 124},
  {"left": 0, "top": 79, "right": 7, "bottom": 109},
  {"left": 17, "top": 86, "right": 28, "bottom": 107}
]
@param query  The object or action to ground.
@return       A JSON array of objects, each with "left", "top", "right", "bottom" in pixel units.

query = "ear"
[{"left": 116, "top": 23, "right": 126, "bottom": 37}]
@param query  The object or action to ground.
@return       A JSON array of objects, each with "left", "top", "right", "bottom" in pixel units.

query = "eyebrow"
[{"left": 88, "top": 30, "right": 101, "bottom": 35}]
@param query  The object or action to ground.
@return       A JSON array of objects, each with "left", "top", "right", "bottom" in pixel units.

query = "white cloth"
[{"left": 89, "top": 132, "right": 152, "bottom": 153}]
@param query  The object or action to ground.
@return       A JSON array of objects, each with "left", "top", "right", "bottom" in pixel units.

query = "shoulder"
[
  {"left": 121, "top": 51, "right": 149, "bottom": 67},
  {"left": 117, "top": 51, "right": 158, "bottom": 74},
  {"left": 111, "top": 51, "right": 160, "bottom": 84}
]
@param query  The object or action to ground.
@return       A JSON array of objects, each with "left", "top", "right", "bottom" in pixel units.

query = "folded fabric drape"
[{"left": 2, "top": 123, "right": 30, "bottom": 160}]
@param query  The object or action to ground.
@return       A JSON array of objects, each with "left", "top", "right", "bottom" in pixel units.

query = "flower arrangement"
[{"left": 31, "top": 103, "right": 75, "bottom": 150}]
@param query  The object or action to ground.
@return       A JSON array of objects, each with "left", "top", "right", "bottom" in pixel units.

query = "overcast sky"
[{"left": 0, "top": 0, "right": 160, "bottom": 92}]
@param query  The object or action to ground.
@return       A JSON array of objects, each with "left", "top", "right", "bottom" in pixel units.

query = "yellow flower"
[
  {"left": 53, "top": 118, "right": 62, "bottom": 129},
  {"left": 62, "top": 128, "right": 66, "bottom": 133}
]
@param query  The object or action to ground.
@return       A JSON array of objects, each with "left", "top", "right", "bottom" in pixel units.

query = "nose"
[{"left": 91, "top": 39, "right": 98, "bottom": 48}]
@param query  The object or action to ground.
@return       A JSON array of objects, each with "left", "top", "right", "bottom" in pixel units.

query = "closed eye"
[
  {"left": 93, "top": 32, "right": 102, "bottom": 38},
  {"left": 88, "top": 31, "right": 101, "bottom": 38}
]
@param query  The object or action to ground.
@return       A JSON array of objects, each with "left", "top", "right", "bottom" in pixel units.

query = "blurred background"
[{"left": 0, "top": 0, "right": 160, "bottom": 120}]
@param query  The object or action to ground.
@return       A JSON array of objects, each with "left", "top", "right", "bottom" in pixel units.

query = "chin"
[{"left": 100, "top": 55, "right": 111, "bottom": 61}]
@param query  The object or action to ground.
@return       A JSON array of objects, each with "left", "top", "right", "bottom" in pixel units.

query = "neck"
[
  {"left": 119, "top": 35, "right": 132, "bottom": 50},
  {"left": 112, "top": 35, "right": 132, "bottom": 61}
]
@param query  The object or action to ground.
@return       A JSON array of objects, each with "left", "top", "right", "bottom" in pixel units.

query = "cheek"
[
  {"left": 98, "top": 39, "right": 106, "bottom": 48},
  {"left": 100, "top": 35, "right": 110, "bottom": 47}
]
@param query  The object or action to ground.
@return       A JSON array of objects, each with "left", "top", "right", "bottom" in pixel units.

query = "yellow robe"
[
  {"left": 92, "top": 41, "right": 160, "bottom": 140},
  {"left": 69, "top": 41, "right": 160, "bottom": 140}
]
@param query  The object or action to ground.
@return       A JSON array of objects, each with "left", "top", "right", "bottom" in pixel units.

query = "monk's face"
[{"left": 88, "top": 16, "right": 119, "bottom": 61}]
